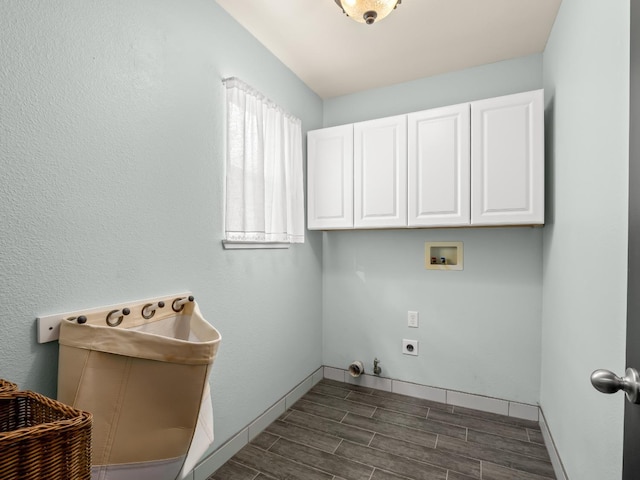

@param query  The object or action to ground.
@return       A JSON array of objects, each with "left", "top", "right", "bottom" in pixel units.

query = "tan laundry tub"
[{"left": 57, "top": 299, "right": 221, "bottom": 480}]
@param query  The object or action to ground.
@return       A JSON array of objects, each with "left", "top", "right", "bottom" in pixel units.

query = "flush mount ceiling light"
[{"left": 334, "top": 0, "right": 402, "bottom": 25}]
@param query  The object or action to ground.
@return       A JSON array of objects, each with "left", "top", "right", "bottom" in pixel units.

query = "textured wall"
[
  {"left": 321, "top": 55, "right": 544, "bottom": 404},
  {"left": 0, "top": 0, "right": 323, "bottom": 455},
  {"left": 541, "top": 1, "right": 629, "bottom": 478},
  {"left": 323, "top": 228, "right": 543, "bottom": 404},
  {"left": 3, "top": 1, "right": 628, "bottom": 476}
]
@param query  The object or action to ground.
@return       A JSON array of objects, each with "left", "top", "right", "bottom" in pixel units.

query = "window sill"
[{"left": 222, "top": 241, "right": 290, "bottom": 250}]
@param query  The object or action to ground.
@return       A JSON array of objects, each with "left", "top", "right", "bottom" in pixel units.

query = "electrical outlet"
[
  {"left": 408, "top": 311, "right": 419, "bottom": 328},
  {"left": 402, "top": 339, "right": 418, "bottom": 356}
]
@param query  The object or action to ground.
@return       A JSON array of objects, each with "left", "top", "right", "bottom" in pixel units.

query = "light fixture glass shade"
[{"left": 336, "top": 0, "right": 400, "bottom": 25}]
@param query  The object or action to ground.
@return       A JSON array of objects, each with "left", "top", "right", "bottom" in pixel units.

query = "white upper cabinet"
[
  {"left": 470, "top": 89, "right": 544, "bottom": 225},
  {"left": 306, "top": 89, "right": 544, "bottom": 231},
  {"left": 307, "top": 124, "right": 354, "bottom": 230},
  {"left": 408, "top": 103, "right": 470, "bottom": 227},
  {"left": 354, "top": 115, "right": 408, "bottom": 228}
]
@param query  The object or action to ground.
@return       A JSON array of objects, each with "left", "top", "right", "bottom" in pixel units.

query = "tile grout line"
[
  {"left": 481, "top": 461, "right": 556, "bottom": 480},
  {"left": 354, "top": 402, "right": 549, "bottom": 462},
  {"left": 463, "top": 432, "right": 558, "bottom": 465},
  {"left": 265, "top": 421, "right": 542, "bottom": 479},
  {"left": 252, "top": 438, "right": 349, "bottom": 480},
  {"left": 334, "top": 443, "right": 443, "bottom": 480},
  {"left": 332, "top": 438, "right": 344, "bottom": 455},
  {"left": 342, "top": 384, "right": 539, "bottom": 471},
  {"left": 265, "top": 434, "right": 281, "bottom": 452},
  {"left": 212, "top": 378, "right": 554, "bottom": 480},
  {"left": 331, "top": 374, "right": 541, "bottom": 423},
  {"left": 340, "top": 380, "right": 535, "bottom": 434}
]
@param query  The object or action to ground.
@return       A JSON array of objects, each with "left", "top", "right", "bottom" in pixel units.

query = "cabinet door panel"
[
  {"left": 408, "top": 104, "right": 470, "bottom": 227},
  {"left": 471, "top": 90, "right": 544, "bottom": 225},
  {"left": 354, "top": 115, "right": 407, "bottom": 228},
  {"left": 307, "top": 124, "right": 354, "bottom": 229}
]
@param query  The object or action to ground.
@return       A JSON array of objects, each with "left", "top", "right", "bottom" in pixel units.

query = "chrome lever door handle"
[{"left": 591, "top": 368, "right": 640, "bottom": 404}]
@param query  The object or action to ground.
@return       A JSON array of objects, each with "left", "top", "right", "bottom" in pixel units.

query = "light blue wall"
[
  {"left": 322, "top": 56, "right": 544, "bottom": 404},
  {"left": 541, "top": 1, "right": 629, "bottom": 479},
  {"left": 2, "top": 0, "right": 629, "bottom": 475},
  {"left": 323, "top": 228, "right": 543, "bottom": 403},
  {"left": 0, "top": 0, "right": 323, "bottom": 455},
  {"left": 324, "top": 54, "right": 543, "bottom": 127}
]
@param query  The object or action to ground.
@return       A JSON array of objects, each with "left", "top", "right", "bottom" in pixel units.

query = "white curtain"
[{"left": 224, "top": 77, "right": 304, "bottom": 244}]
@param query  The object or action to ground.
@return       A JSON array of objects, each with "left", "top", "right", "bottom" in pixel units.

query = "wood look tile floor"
[{"left": 209, "top": 379, "right": 555, "bottom": 480}]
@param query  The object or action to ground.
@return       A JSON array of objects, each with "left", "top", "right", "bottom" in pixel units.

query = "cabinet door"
[
  {"left": 408, "top": 104, "right": 470, "bottom": 227},
  {"left": 354, "top": 115, "right": 407, "bottom": 228},
  {"left": 307, "top": 124, "right": 354, "bottom": 230},
  {"left": 471, "top": 89, "right": 544, "bottom": 225}
]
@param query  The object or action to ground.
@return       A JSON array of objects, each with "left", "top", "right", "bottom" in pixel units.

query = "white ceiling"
[{"left": 216, "top": 0, "right": 562, "bottom": 99}]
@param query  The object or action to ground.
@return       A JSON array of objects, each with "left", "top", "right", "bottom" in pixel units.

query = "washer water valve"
[{"left": 373, "top": 358, "right": 382, "bottom": 376}]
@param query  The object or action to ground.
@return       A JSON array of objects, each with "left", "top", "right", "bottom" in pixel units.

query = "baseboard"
[
  {"left": 539, "top": 407, "right": 569, "bottom": 480},
  {"left": 193, "top": 365, "right": 559, "bottom": 479},
  {"left": 192, "top": 367, "right": 324, "bottom": 480},
  {"left": 325, "top": 366, "right": 540, "bottom": 421},
  {"left": 329, "top": 366, "right": 569, "bottom": 477}
]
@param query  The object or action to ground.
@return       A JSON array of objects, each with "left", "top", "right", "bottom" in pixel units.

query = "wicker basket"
[
  {"left": 0, "top": 390, "right": 92, "bottom": 480},
  {"left": 0, "top": 379, "right": 18, "bottom": 394}
]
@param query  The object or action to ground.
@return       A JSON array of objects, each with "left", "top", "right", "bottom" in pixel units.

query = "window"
[{"left": 223, "top": 78, "right": 304, "bottom": 248}]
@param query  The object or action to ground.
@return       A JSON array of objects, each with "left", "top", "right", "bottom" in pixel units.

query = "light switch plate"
[{"left": 408, "top": 311, "right": 419, "bottom": 328}]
